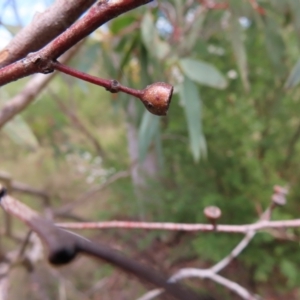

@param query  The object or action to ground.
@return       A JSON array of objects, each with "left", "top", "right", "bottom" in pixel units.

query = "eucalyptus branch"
[
  {"left": 0, "top": 43, "right": 82, "bottom": 129},
  {"left": 0, "top": 0, "right": 152, "bottom": 87},
  {"left": 52, "top": 62, "right": 173, "bottom": 116},
  {"left": 0, "top": 0, "right": 173, "bottom": 117}
]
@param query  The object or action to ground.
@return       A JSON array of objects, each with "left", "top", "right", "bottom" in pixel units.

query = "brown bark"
[{"left": 0, "top": 0, "right": 96, "bottom": 68}]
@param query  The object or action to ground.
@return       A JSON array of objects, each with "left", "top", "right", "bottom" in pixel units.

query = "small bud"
[
  {"left": 273, "top": 185, "right": 288, "bottom": 195},
  {"left": 271, "top": 194, "right": 286, "bottom": 206},
  {"left": 140, "top": 82, "right": 173, "bottom": 116}
]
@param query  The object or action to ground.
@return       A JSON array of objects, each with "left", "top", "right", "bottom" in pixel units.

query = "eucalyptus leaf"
[
  {"left": 141, "top": 12, "right": 170, "bottom": 60},
  {"left": 138, "top": 110, "right": 160, "bottom": 162},
  {"left": 288, "top": 0, "right": 300, "bottom": 47},
  {"left": 3, "top": 116, "right": 39, "bottom": 149},
  {"left": 227, "top": 14, "right": 249, "bottom": 91},
  {"left": 76, "top": 43, "right": 100, "bottom": 73},
  {"left": 264, "top": 16, "right": 285, "bottom": 74},
  {"left": 109, "top": 15, "right": 136, "bottom": 35},
  {"left": 179, "top": 76, "right": 206, "bottom": 161},
  {"left": 285, "top": 59, "right": 300, "bottom": 89},
  {"left": 179, "top": 58, "right": 227, "bottom": 89}
]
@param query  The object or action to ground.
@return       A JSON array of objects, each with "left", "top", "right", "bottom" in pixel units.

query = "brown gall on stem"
[{"left": 139, "top": 82, "right": 173, "bottom": 116}]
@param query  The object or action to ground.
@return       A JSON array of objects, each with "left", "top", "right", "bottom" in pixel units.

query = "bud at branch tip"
[{"left": 52, "top": 61, "right": 173, "bottom": 116}]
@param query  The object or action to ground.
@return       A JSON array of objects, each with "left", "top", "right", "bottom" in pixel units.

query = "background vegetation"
[{"left": 2, "top": 0, "right": 300, "bottom": 299}]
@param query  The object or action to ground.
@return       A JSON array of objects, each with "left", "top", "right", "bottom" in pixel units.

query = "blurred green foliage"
[{"left": 3, "top": 0, "right": 300, "bottom": 298}]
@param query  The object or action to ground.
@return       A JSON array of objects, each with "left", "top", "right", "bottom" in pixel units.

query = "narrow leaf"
[
  {"left": 288, "top": 0, "right": 300, "bottom": 48},
  {"left": 227, "top": 15, "right": 249, "bottom": 91},
  {"left": 285, "top": 59, "right": 300, "bottom": 89},
  {"left": 264, "top": 16, "right": 285, "bottom": 74},
  {"left": 138, "top": 110, "right": 160, "bottom": 162},
  {"left": 110, "top": 15, "right": 136, "bottom": 35},
  {"left": 141, "top": 12, "right": 170, "bottom": 60},
  {"left": 179, "top": 58, "right": 227, "bottom": 89},
  {"left": 179, "top": 76, "right": 206, "bottom": 161}
]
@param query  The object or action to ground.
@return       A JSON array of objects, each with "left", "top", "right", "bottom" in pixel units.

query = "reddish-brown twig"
[{"left": 0, "top": 0, "right": 152, "bottom": 87}]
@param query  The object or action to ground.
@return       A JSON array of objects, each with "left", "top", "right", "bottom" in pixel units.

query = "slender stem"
[{"left": 52, "top": 61, "right": 143, "bottom": 98}]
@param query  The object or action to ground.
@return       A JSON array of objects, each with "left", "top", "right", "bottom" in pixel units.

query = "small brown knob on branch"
[
  {"left": 139, "top": 82, "right": 173, "bottom": 116},
  {"left": 204, "top": 206, "right": 222, "bottom": 230},
  {"left": 271, "top": 185, "right": 288, "bottom": 207},
  {"left": 273, "top": 185, "right": 288, "bottom": 196}
]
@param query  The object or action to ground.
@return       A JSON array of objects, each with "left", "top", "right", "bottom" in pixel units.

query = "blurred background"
[{"left": 1, "top": 0, "right": 300, "bottom": 299}]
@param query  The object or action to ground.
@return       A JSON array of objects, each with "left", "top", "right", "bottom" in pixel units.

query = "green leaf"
[
  {"left": 138, "top": 110, "right": 160, "bottom": 162},
  {"left": 118, "top": 34, "right": 139, "bottom": 77},
  {"left": 280, "top": 259, "right": 298, "bottom": 287},
  {"left": 76, "top": 43, "right": 100, "bottom": 73},
  {"left": 141, "top": 12, "right": 170, "bottom": 60},
  {"left": 264, "top": 16, "right": 285, "bottom": 74},
  {"left": 179, "top": 58, "right": 227, "bottom": 89},
  {"left": 184, "top": 12, "right": 206, "bottom": 52},
  {"left": 227, "top": 14, "right": 249, "bottom": 91},
  {"left": 288, "top": 0, "right": 300, "bottom": 47},
  {"left": 3, "top": 116, "right": 39, "bottom": 149},
  {"left": 179, "top": 76, "right": 206, "bottom": 161},
  {"left": 109, "top": 15, "right": 136, "bottom": 35},
  {"left": 285, "top": 59, "right": 300, "bottom": 89}
]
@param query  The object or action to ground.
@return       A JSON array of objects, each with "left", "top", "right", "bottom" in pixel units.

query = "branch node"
[
  {"left": 107, "top": 79, "right": 120, "bottom": 93},
  {"left": 204, "top": 206, "right": 221, "bottom": 230}
]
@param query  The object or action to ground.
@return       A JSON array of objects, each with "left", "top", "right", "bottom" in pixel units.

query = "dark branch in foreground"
[
  {"left": 0, "top": 0, "right": 96, "bottom": 68},
  {"left": 0, "top": 187, "right": 212, "bottom": 300},
  {"left": 0, "top": 0, "right": 152, "bottom": 87}
]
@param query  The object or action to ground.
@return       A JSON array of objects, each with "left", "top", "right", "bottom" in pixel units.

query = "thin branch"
[
  {"left": 55, "top": 170, "right": 130, "bottom": 214},
  {"left": 170, "top": 270, "right": 259, "bottom": 300},
  {"left": 49, "top": 89, "right": 106, "bottom": 158},
  {"left": 211, "top": 230, "right": 256, "bottom": 273},
  {"left": 0, "top": 1, "right": 173, "bottom": 117},
  {"left": 0, "top": 0, "right": 152, "bottom": 87},
  {"left": 56, "top": 218, "right": 300, "bottom": 233},
  {"left": 0, "top": 170, "right": 50, "bottom": 204},
  {"left": 52, "top": 62, "right": 173, "bottom": 116},
  {"left": 0, "top": 43, "right": 82, "bottom": 129}
]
